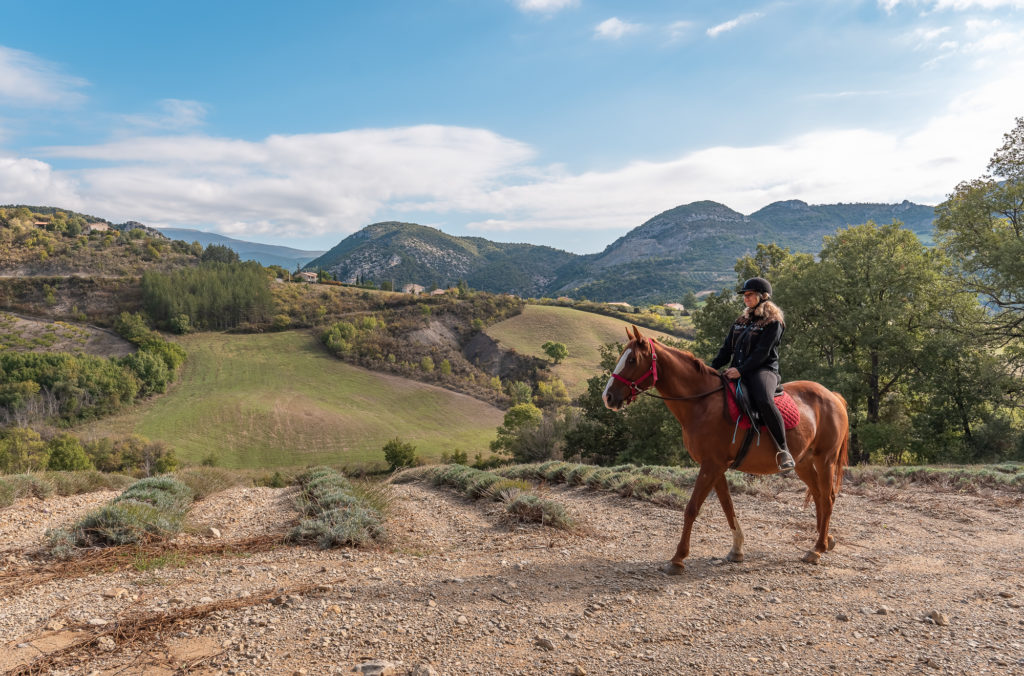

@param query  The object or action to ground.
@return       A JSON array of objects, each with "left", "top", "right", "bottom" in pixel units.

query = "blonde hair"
[{"left": 742, "top": 293, "right": 785, "bottom": 325}]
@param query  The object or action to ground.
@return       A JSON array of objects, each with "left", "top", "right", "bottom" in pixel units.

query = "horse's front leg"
[
  {"left": 664, "top": 464, "right": 722, "bottom": 575},
  {"left": 713, "top": 474, "right": 744, "bottom": 563}
]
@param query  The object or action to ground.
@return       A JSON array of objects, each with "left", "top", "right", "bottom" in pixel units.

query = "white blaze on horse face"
[{"left": 602, "top": 348, "right": 632, "bottom": 410}]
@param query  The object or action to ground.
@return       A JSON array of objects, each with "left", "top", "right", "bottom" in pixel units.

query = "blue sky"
[{"left": 2, "top": 0, "right": 1023, "bottom": 253}]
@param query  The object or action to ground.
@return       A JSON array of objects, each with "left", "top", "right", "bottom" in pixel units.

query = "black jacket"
[{"left": 710, "top": 317, "right": 784, "bottom": 376}]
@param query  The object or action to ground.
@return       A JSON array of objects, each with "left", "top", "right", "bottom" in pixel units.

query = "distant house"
[
  {"left": 298, "top": 271, "right": 318, "bottom": 283},
  {"left": 664, "top": 303, "right": 686, "bottom": 312},
  {"left": 402, "top": 283, "right": 426, "bottom": 295},
  {"left": 430, "top": 288, "right": 447, "bottom": 296},
  {"left": 87, "top": 222, "right": 110, "bottom": 233},
  {"left": 33, "top": 220, "right": 49, "bottom": 227}
]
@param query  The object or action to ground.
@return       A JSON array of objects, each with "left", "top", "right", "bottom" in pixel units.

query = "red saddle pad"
[{"left": 727, "top": 382, "right": 800, "bottom": 430}]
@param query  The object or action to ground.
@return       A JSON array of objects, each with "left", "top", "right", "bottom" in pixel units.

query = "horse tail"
[
  {"left": 832, "top": 391, "right": 850, "bottom": 500},
  {"left": 802, "top": 390, "right": 850, "bottom": 509}
]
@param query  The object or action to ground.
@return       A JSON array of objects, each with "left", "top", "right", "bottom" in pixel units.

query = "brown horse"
[{"left": 603, "top": 325, "right": 849, "bottom": 574}]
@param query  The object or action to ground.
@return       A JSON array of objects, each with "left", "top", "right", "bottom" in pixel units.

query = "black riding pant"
[{"left": 740, "top": 369, "right": 788, "bottom": 451}]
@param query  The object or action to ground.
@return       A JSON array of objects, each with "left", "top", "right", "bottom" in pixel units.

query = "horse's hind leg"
[
  {"left": 713, "top": 475, "right": 744, "bottom": 563},
  {"left": 794, "top": 461, "right": 825, "bottom": 564},
  {"left": 812, "top": 458, "right": 838, "bottom": 555}
]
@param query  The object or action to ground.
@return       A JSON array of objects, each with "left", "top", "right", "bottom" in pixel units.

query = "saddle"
[
  {"left": 723, "top": 378, "right": 800, "bottom": 471},
  {"left": 727, "top": 381, "right": 800, "bottom": 431}
]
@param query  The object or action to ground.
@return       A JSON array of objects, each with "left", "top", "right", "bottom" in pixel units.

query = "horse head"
[{"left": 602, "top": 325, "right": 657, "bottom": 411}]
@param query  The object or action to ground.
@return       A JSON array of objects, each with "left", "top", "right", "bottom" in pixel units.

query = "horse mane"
[{"left": 646, "top": 338, "right": 720, "bottom": 379}]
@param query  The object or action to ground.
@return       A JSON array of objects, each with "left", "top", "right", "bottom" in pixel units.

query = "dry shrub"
[
  {"left": 47, "top": 470, "right": 134, "bottom": 495},
  {"left": 46, "top": 476, "right": 193, "bottom": 558},
  {"left": 287, "top": 466, "right": 388, "bottom": 549},
  {"left": 504, "top": 493, "right": 575, "bottom": 530},
  {"left": 173, "top": 466, "right": 244, "bottom": 500}
]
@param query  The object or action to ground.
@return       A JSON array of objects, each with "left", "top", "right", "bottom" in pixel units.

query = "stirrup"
[{"left": 776, "top": 450, "right": 795, "bottom": 472}]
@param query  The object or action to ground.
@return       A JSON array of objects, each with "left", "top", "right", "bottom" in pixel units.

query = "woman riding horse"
[{"left": 711, "top": 277, "right": 795, "bottom": 472}]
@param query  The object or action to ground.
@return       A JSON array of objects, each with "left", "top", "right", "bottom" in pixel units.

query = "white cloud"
[
  {"left": 4, "top": 62, "right": 1024, "bottom": 251},
  {"left": 707, "top": 12, "right": 763, "bottom": 38},
  {"left": 882, "top": 0, "right": 1024, "bottom": 10},
  {"left": 594, "top": 17, "right": 643, "bottom": 40},
  {"left": 27, "top": 125, "right": 535, "bottom": 238},
  {"left": 512, "top": 0, "right": 579, "bottom": 13},
  {"left": 120, "top": 99, "right": 208, "bottom": 131},
  {"left": 0, "top": 156, "right": 81, "bottom": 206},
  {"left": 0, "top": 45, "right": 88, "bottom": 106}
]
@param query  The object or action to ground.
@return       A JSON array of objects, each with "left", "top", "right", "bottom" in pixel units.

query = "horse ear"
[{"left": 632, "top": 324, "right": 645, "bottom": 342}]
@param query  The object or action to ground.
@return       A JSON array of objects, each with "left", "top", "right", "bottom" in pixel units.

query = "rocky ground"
[{"left": 1, "top": 476, "right": 1022, "bottom": 675}]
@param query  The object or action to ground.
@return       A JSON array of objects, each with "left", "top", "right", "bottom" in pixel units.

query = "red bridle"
[{"left": 611, "top": 338, "right": 658, "bottom": 404}]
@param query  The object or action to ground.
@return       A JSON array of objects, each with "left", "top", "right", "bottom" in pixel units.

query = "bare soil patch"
[
  {"left": 0, "top": 312, "right": 133, "bottom": 357},
  {"left": 1, "top": 479, "right": 1022, "bottom": 674}
]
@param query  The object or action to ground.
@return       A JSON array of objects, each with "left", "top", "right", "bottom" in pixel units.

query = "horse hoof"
[
  {"left": 801, "top": 551, "right": 821, "bottom": 565},
  {"left": 826, "top": 534, "right": 836, "bottom": 551},
  {"left": 661, "top": 562, "right": 685, "bottom": 576},
  {"left": 726, "top": 551, "right": 744, "bottom": 563}
]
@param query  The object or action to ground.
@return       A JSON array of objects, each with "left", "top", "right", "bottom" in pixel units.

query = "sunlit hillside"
[{"left": 78, "top": 331, "right": 503, "bottom": 468}]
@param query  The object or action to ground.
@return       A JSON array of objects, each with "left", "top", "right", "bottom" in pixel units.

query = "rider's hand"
[{"left": 724, "top": 367, "right": 740, "bottom": 379}]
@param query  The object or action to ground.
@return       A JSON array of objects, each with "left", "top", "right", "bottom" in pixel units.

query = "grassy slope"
[
  {"left": 485, "top": 304, "right": 681, "bottom": 396},
  {"left": 77, "top": 331, "right": 503, "bottom": 469}
]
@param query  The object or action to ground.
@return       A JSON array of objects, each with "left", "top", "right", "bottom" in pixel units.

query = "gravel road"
[{"left": 1, "top": 477, "right": 1022, "bottom": 675}]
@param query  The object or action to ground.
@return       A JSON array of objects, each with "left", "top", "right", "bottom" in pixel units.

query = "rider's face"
[{"left": 742, "top": 291, "right": 760, "bottom": 309}]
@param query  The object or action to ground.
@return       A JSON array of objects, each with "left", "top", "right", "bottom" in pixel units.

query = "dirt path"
[{"left": 1, "top": 479, "right": 1022, "bottom": 674}]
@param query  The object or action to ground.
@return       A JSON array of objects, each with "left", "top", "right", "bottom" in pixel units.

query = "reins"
[
  {"left": 614, "top": 338, "right": 726, "bottom": 402},
  {"left": 642, "top": 381, "right": 725, "bottom": 401}
]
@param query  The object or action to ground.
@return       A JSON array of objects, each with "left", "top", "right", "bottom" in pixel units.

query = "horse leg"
[
  {"left": 812, "top": 457, "right": 838, "bottom": 556},
  {"left": 713, "top": 475, "right": 745, "bottom": 563},
  {"left": 663, "top": 465, "right": 722, "bottom": 575},
  {"left": 794, "top": 461, "right": 824, "bottom": 564}
]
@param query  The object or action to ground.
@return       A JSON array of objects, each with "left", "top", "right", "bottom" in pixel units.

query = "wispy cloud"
[
  {"left": 666, "top": 21, "right": 694, "bottom": 42},
  {"left": 19, "top": 126, "right": 535, "bottom": 238},
  {"left": 594, "top": 17, "right": 643, "bottom": 40},
  {"left": 512, "top": 0, "right": 579, "bottom": 14},
  {"left": 882, "top": 0, "right": 1024, "bottom": 11},
  {"left": 120, "top": 99, "right": 208, "bottom": 131},
  {"left": 0, "top": 45, "right": 88, "bottom": 106},
  {"left": 802, "top": 90, "right": 891, "bottom": 100},
  {"left": 707, "top": 12, "right": 764, "bottom": 38}
]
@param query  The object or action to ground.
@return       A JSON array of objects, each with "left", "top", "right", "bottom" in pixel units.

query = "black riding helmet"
[{"left": 741, "top": 277, "right": 772, "bottom": 296}]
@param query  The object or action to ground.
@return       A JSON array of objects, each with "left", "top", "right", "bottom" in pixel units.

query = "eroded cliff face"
[{"left": 462, "top": 331, "right": 545, "bottom": 382}]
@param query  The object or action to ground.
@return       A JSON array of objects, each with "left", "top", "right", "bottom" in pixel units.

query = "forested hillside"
[
  {"left": 305, "top": 200, "right": 937, "bottom": 304},
  {"left": 0, "top": 206, "right": 201, "bottom": 276}
]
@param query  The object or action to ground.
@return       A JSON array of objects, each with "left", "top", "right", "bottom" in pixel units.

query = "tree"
[
  {"left": 533, "top": 379, "right": 570, "bottom": 409},
  {"left": 504, "top": 380, "right": 533, "bottom": 405},
  {"left": 45, "top": 434, "right": 94, "bottom": 471},
  {"left": 756, "top": 223, "right": 985, "bottom": 463},
  {"left": 490, "top": 403, "right": 543, "bottom": 456},
  {"left": 541, "top": 341, "right": 568, "bottom": 364},
  {"left": 936, "top": 116, "right": 1024, "bottom": 370},
  {"left": 383, "top": 438, "right": 417, "bottom": 470},
  {"left": 0, "top": 427, "right": 48, "bottom": 473},
  {"left": 201, "top": 243, "right": 240, "bottom": 263}
]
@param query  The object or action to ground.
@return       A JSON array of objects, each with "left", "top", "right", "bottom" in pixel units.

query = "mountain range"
[
  {"left": 303, "top": 199, "right": 937, "bottom": 304},
  {"left": 157, "top": 228, "right": 324, "bottom": 269}
]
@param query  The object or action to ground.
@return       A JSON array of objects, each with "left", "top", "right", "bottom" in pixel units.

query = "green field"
[
  {"left": 78, "top": 331, "right": 503, "bottom": 469},
  {"left": 485, "top": 304, "right": 682, "bottom": 396}
]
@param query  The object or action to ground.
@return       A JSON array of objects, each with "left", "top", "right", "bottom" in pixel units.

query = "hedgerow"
[
  {"left": 392, "top": 464, "right": 576, "bottom": 530},
  {"left": 47, "top": 476, "right": 194, "bottom": 557}
]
